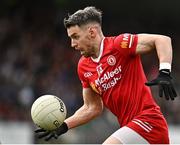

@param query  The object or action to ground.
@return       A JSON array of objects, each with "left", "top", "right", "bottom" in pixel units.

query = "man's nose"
[{"left": 71, "top": 39, "right": 77, "bottom": 48}]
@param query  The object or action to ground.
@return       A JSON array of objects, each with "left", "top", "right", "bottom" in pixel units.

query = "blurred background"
[{"left": 0, "top": 0, "right": 180, "bottom": 144}]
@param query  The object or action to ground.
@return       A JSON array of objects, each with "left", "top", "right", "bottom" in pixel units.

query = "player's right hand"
[{"left": 35, "top": 122, "right": 68, "bottom": 141}]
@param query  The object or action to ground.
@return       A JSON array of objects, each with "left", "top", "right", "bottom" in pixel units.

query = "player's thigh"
[
  {"left": 103, "top": 126, "right": 149, "bottom": 144},
  {"left": 103, "top": 136, "right": 122, "bottom": 144}
]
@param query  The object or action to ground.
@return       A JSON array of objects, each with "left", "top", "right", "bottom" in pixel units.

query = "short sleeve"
[
  {"left": 77, "top": 59, "right": 90, "bottom": 88},
  {"left": 113, "top": 33, "right": 138, "bottom": 56}
]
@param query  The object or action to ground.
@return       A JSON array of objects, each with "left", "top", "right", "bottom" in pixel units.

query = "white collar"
[{"left": 91, "top": 37, "right": 105, "bottom": 63}]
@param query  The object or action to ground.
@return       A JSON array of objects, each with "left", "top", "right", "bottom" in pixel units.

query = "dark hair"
[{"left": 64, "top": 6, "right": 102, "bottom": 28}]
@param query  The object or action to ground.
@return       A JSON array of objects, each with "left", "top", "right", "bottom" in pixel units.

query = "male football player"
[{"left": 35, "top": 6, "right": 177, "bottom": 144}]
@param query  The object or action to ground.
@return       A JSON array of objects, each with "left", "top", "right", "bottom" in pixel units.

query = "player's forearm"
[
  {"left": 155, "top": 35, "right": 172, "bottom": 65},
  {"left": 64, "top": 104, "right": 102, "bottom": 129}
]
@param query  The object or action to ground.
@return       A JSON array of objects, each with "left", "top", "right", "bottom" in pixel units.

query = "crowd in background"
[
  {"left": 0, "top": 0, "right": 180, "bottom": 143},
  {"left": 0, "top": 13, "right": 83, "bottom": 121}
]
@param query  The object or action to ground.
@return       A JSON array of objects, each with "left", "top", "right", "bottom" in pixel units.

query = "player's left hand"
[
  {"left": 35, "top": 122, "right": 68, "bottom": 141},
  {"left": 145, "top": 69, "right": 177, "bottom": 100}
]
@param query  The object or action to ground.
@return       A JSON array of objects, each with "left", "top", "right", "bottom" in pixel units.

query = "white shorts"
[{"left": 111, "top": 126, "right": 149, "bottom": 144}]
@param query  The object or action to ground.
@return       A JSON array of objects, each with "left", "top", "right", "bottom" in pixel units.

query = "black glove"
[
  {"left": 145, "top": 69, "right": 177, "bottom": 100},
  {"left": 35, "top": 122, "right": 68, "bottom": 141}
]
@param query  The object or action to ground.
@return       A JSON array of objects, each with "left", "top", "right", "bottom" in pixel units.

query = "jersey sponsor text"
[{"left": 95, "top": 66, "right": 122, "bottom": 91}]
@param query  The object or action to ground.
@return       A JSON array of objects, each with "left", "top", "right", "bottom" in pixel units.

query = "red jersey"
[
  {"left": 77, "top": 33, "right": 169, "bottom": 144},
  {"left": 78, "top": 34, "right": 160, "bottom": 126}
]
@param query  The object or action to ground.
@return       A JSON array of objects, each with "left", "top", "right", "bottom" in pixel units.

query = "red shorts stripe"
[{"left": 127, "top": 108, "right": 169, "bottom": 144}]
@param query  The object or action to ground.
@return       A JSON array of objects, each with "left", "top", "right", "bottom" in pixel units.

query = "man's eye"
[{"left": 73, "top": 36, "right": 79, "bottom": 39}]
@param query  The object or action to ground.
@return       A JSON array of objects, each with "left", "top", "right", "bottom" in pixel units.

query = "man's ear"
[{"left": 89, "top": 27, "right": 96, "bottom": 38}]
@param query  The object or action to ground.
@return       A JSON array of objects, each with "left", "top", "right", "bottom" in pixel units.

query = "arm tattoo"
[{"left": 136, "top": 41, "right": 155, "bottom": 54}]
